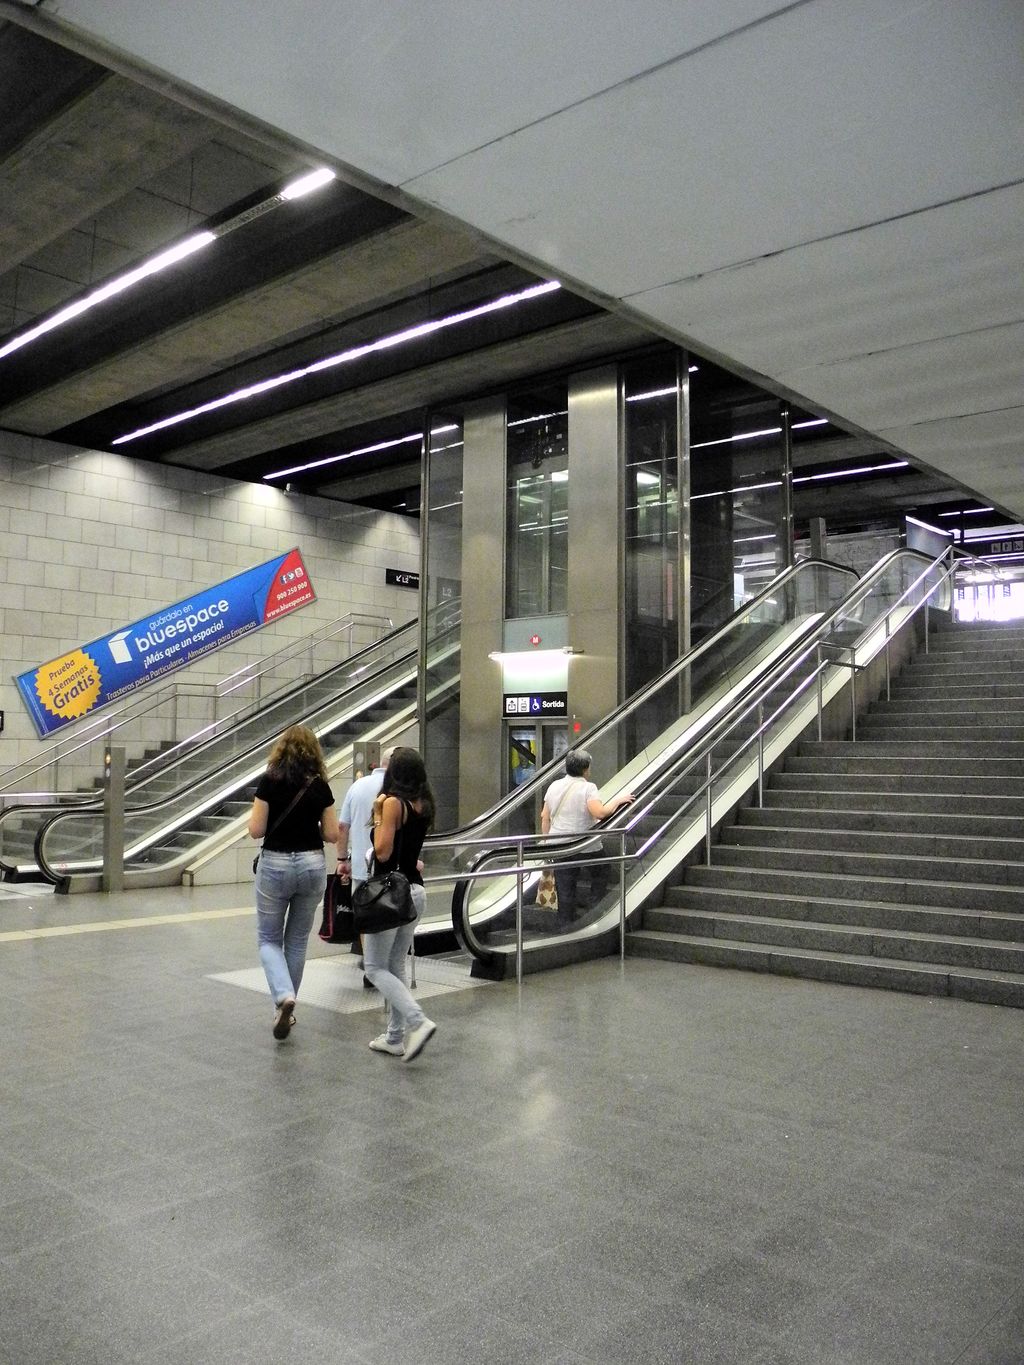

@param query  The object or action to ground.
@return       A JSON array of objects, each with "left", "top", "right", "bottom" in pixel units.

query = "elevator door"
[{"left": 506, "top": 722, "right": 569, "bottom": 796}]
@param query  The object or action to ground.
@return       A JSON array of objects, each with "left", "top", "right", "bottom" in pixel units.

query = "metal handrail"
[
  {"left": 215, "top": 611, "right": 393, "bottom": 701},
  {"left": 439, "top": 545, "right": 958, "bottom": 979},
  {"left": 0, "top": 610, "right": 396, "bottom": 803},
  {"left": 426, "top": 555, "right": 858, "bottom": 849}
]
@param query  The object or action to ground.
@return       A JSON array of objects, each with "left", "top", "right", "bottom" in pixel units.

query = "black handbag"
[{"left": 351, "top": 869, "right": 416, "bottom": 934}]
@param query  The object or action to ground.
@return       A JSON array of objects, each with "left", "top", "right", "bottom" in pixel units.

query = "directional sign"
[{"left": 503, "top": 691, "right": 568, "bottom": 718}]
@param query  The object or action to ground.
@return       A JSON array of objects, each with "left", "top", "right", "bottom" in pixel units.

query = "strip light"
[
  {"left": 508, "top": 408, "right": 568, "bottom": 427},
  {"left": 0, "top": 168, "right": 337, "bottom": 366},
  {"left": 268, "top": 433, "right": 422, "bottom": 481},
  {"left": 793, "top": 460, "right": 908, "bottom": 484},
  {"left": 0, "top": 233, "right": 215, "bottom": 361},
  {"left": 906, "top": 514, "right": 952, "bottom": 537},
  {"left": 280, "top": 168, "right": 336, "bottom": 200},
  {"left": 113, "top": 279, "right": 562, "bottom": 446}
]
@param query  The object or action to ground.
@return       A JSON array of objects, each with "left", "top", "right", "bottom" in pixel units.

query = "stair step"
[
  {"left": 857, "top": 725, "right": 1024, "bottom": 742},
  {"left": 645, "top": 907, "right": 1024, "bottom": 973},
  {"left": 771, "top": 774, "right": 1024, "bottom": 799},
  {"left": 685, "top": 863, "right": 1024, "bottom": 912},
  {"left": 786, "top": 755, "right": 1024, "bottom": 777},
  {"left": 625, "top": 933, "right": 1024, "bottom": 1007},
  {"left": 711, "top": 843, "right": 1024, "bottom": 888},
  {"left": 742, "top": 804, "right": 1024, "bottom": 835},
  {"left": 801, "top": 740, "right": 1024, "bottom": 757},
  {"left": 722, "top": 823, "right": 1024, "bottom": 861},
  {"left": 870, "top": 694, "right": 1024, "bottom": 710},
  {"left": 657, "top": 882, "right": 1024, "bottom": 942}
]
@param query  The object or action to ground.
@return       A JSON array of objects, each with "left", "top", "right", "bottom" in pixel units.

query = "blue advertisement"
[{"left": 16, "top": 548, "right": 316, "bottom": 738}]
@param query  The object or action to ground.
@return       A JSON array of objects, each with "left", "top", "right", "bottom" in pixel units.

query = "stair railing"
[
  {"left": 0, "top": 610, "right": 394, "bottom": 807},
  {"left": 441, "top": 546, "right": 962, "bottom": 978}
]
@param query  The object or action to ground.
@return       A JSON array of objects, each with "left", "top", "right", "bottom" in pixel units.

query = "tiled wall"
[{"left": 0, "top": 431, "right": 420, "bottom": 785}]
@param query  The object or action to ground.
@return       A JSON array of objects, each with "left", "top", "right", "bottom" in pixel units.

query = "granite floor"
[{"left": 1, "top": 879, "right": 1023, "bottom": 1364}]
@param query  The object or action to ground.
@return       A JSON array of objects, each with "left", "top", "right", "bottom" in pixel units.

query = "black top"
[
  {"left": 255, "top": 773, "right": 334, "bottom": 852},
  {"left": 374, "top": 798, "right": 429, "bottom": 886}
]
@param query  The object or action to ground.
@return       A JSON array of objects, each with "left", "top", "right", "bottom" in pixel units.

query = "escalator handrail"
[
  {"left": 214, "top": 611, "right": 394, "bottom": 698},
  {"left": 24, "top": 604, "right": 465, "bottom": 884},
  {"left": 124, "top": 618, "right": 420, "bottom": 789},
  {"left": 28, "top": 644, "right": 424, "bottom": 883},
  {"left": 447, "top": 546, "right": 955, "bottom": 958},
  {"left": 0, "top": 609, "right": 397, "bottom": 800},
  {"left": 425, "top": 555, "right": 859, "bottom": 851},
  {"left": 0, "top": 625, "right": 419, "bottom": 851}
]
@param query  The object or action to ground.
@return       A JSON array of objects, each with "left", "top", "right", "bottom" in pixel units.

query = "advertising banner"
[{"left": 16, "top": 547, "right": 315, "bottom": 738}]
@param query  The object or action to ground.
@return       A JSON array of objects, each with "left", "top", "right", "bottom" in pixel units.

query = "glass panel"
[
  {"left": 508, "top": 726, "right": 537, "bottom": 790},
  {"left": 689, "top": 358, "right": 786, "bottom": 644},
  {"left": 505, "top": 385, "right": 569, "bottom": 618},
  {"left": 623, "top": 353, "right": 680, "bottom": 695},
  {"left": 423, "top": 412, "right": 464, "bottom": 831}
]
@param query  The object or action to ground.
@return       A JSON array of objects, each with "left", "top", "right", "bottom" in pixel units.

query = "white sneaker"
[
  {"left": 403, "top": 1018, "right": 436, "bottom": 1063},
  {"left": 369, "top": 1033, "right": 404, "bottom": 1056}
]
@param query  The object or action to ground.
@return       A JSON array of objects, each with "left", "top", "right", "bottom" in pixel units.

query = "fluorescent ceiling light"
[
  {"left": 906, "top": 514, "right": 952, "bottom": 537},
  {"left": 0, "top": 232, "right": 215, "bottom": 361},
  {"left": 939, "top": 506, "right": 994, "bottom": 517},
  {"left": 691, "top": 426, "right": 782, "bottom": 450},
  {"left": 636, "top": 471, "right": 660, "bottom": 486},
  {"left": 507, "top": 408, "right": 568, "bottom": 428},
  {"left": 267, "top": 432, "right": 422, "bottom": 480},
  {"left": 550, "top": 470, "right": 569, "bottom": 483},
  {"left": 793, "top": 460, "right": 908, "bottom": 484},
  {"left": 691, "top": 479, "right": 783, "bottom": 501},
  {"left": 0, "top": 165, "right": 336, "bottom": 364},
  {"left": 114, "top": 279, "right": 561, "bottom": 445},
  {"left": 280, "top": 168, "right": 336, "bottom": 199},
  {"left": 626, "top": 386, "right": 676, "bottom": 403},
  {"left": 691, "top": 417, "right": 829, "bottom": 450},
  {"left": 963, "top": 523, "right": 1024, "bottom": 540}
]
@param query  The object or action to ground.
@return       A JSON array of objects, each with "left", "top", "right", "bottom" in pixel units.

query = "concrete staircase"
[{"left": 628, "top": 618, "right": 1024, "bottom": 1007}]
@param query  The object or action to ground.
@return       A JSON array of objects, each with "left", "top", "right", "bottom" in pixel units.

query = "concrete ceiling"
[{"left": 1, "top": 0, "right": 1021, "bottom": 533}]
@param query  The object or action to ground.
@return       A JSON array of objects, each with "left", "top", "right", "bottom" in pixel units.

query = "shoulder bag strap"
[
  {"left": 549, "top": 777, "right": 583, "bottom": 824},
  {"left": 370, "top": 795, "right": 405, "bottom": 874}
]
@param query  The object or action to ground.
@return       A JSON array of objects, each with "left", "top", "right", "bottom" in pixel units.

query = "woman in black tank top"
[{"left": 363, "top": 747, "right": 438, "bottom": 1063}]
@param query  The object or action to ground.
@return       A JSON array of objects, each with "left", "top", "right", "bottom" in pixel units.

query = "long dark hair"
[
  {"left": 381, "top": 746, "right": 435, "bottom": 828},
  {"left": 267, "top": 724, "right": 327, "bottom": 786}
]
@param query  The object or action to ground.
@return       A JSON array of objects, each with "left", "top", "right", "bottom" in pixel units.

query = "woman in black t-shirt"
[
  {"left": 364, "top": 746, "right": 437, "bottom": 1063},
  {"left": 248, "top": 725, "right": 338, "bottom": 1040}
]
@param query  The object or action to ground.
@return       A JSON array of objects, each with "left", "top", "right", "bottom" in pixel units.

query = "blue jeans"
[
  {"left": 255, "top": 850, "right": 327, "bottom": 1005},
  {"left": 362, "top": 884, "right": 426, "bottom": 1043}
]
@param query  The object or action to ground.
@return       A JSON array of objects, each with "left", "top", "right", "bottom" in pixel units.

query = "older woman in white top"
[{"left": 540, "top": 747, "right": 634, "bottom": 920}]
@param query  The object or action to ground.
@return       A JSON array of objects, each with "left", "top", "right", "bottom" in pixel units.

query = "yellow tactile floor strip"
[{"left": 0, "top": 906, "right": 252, "bottom": 943}]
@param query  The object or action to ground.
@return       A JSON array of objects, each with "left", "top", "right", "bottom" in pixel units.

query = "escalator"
[
  {"left": 411, "top": 556, "right": 861, "bottom": 951},
  {"left": 5, "top": 610, "right": 460, "bottom": 891},
  {"left": 430, "top": 549, "right": 953, "bottom": 978}
]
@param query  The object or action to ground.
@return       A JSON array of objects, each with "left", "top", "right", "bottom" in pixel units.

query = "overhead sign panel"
[
  {"left": 503, "top": 691, "right": 568, "bottom": 718},
  {"left": 16, "top": 548, "right": 315, "bottom": 737}
]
